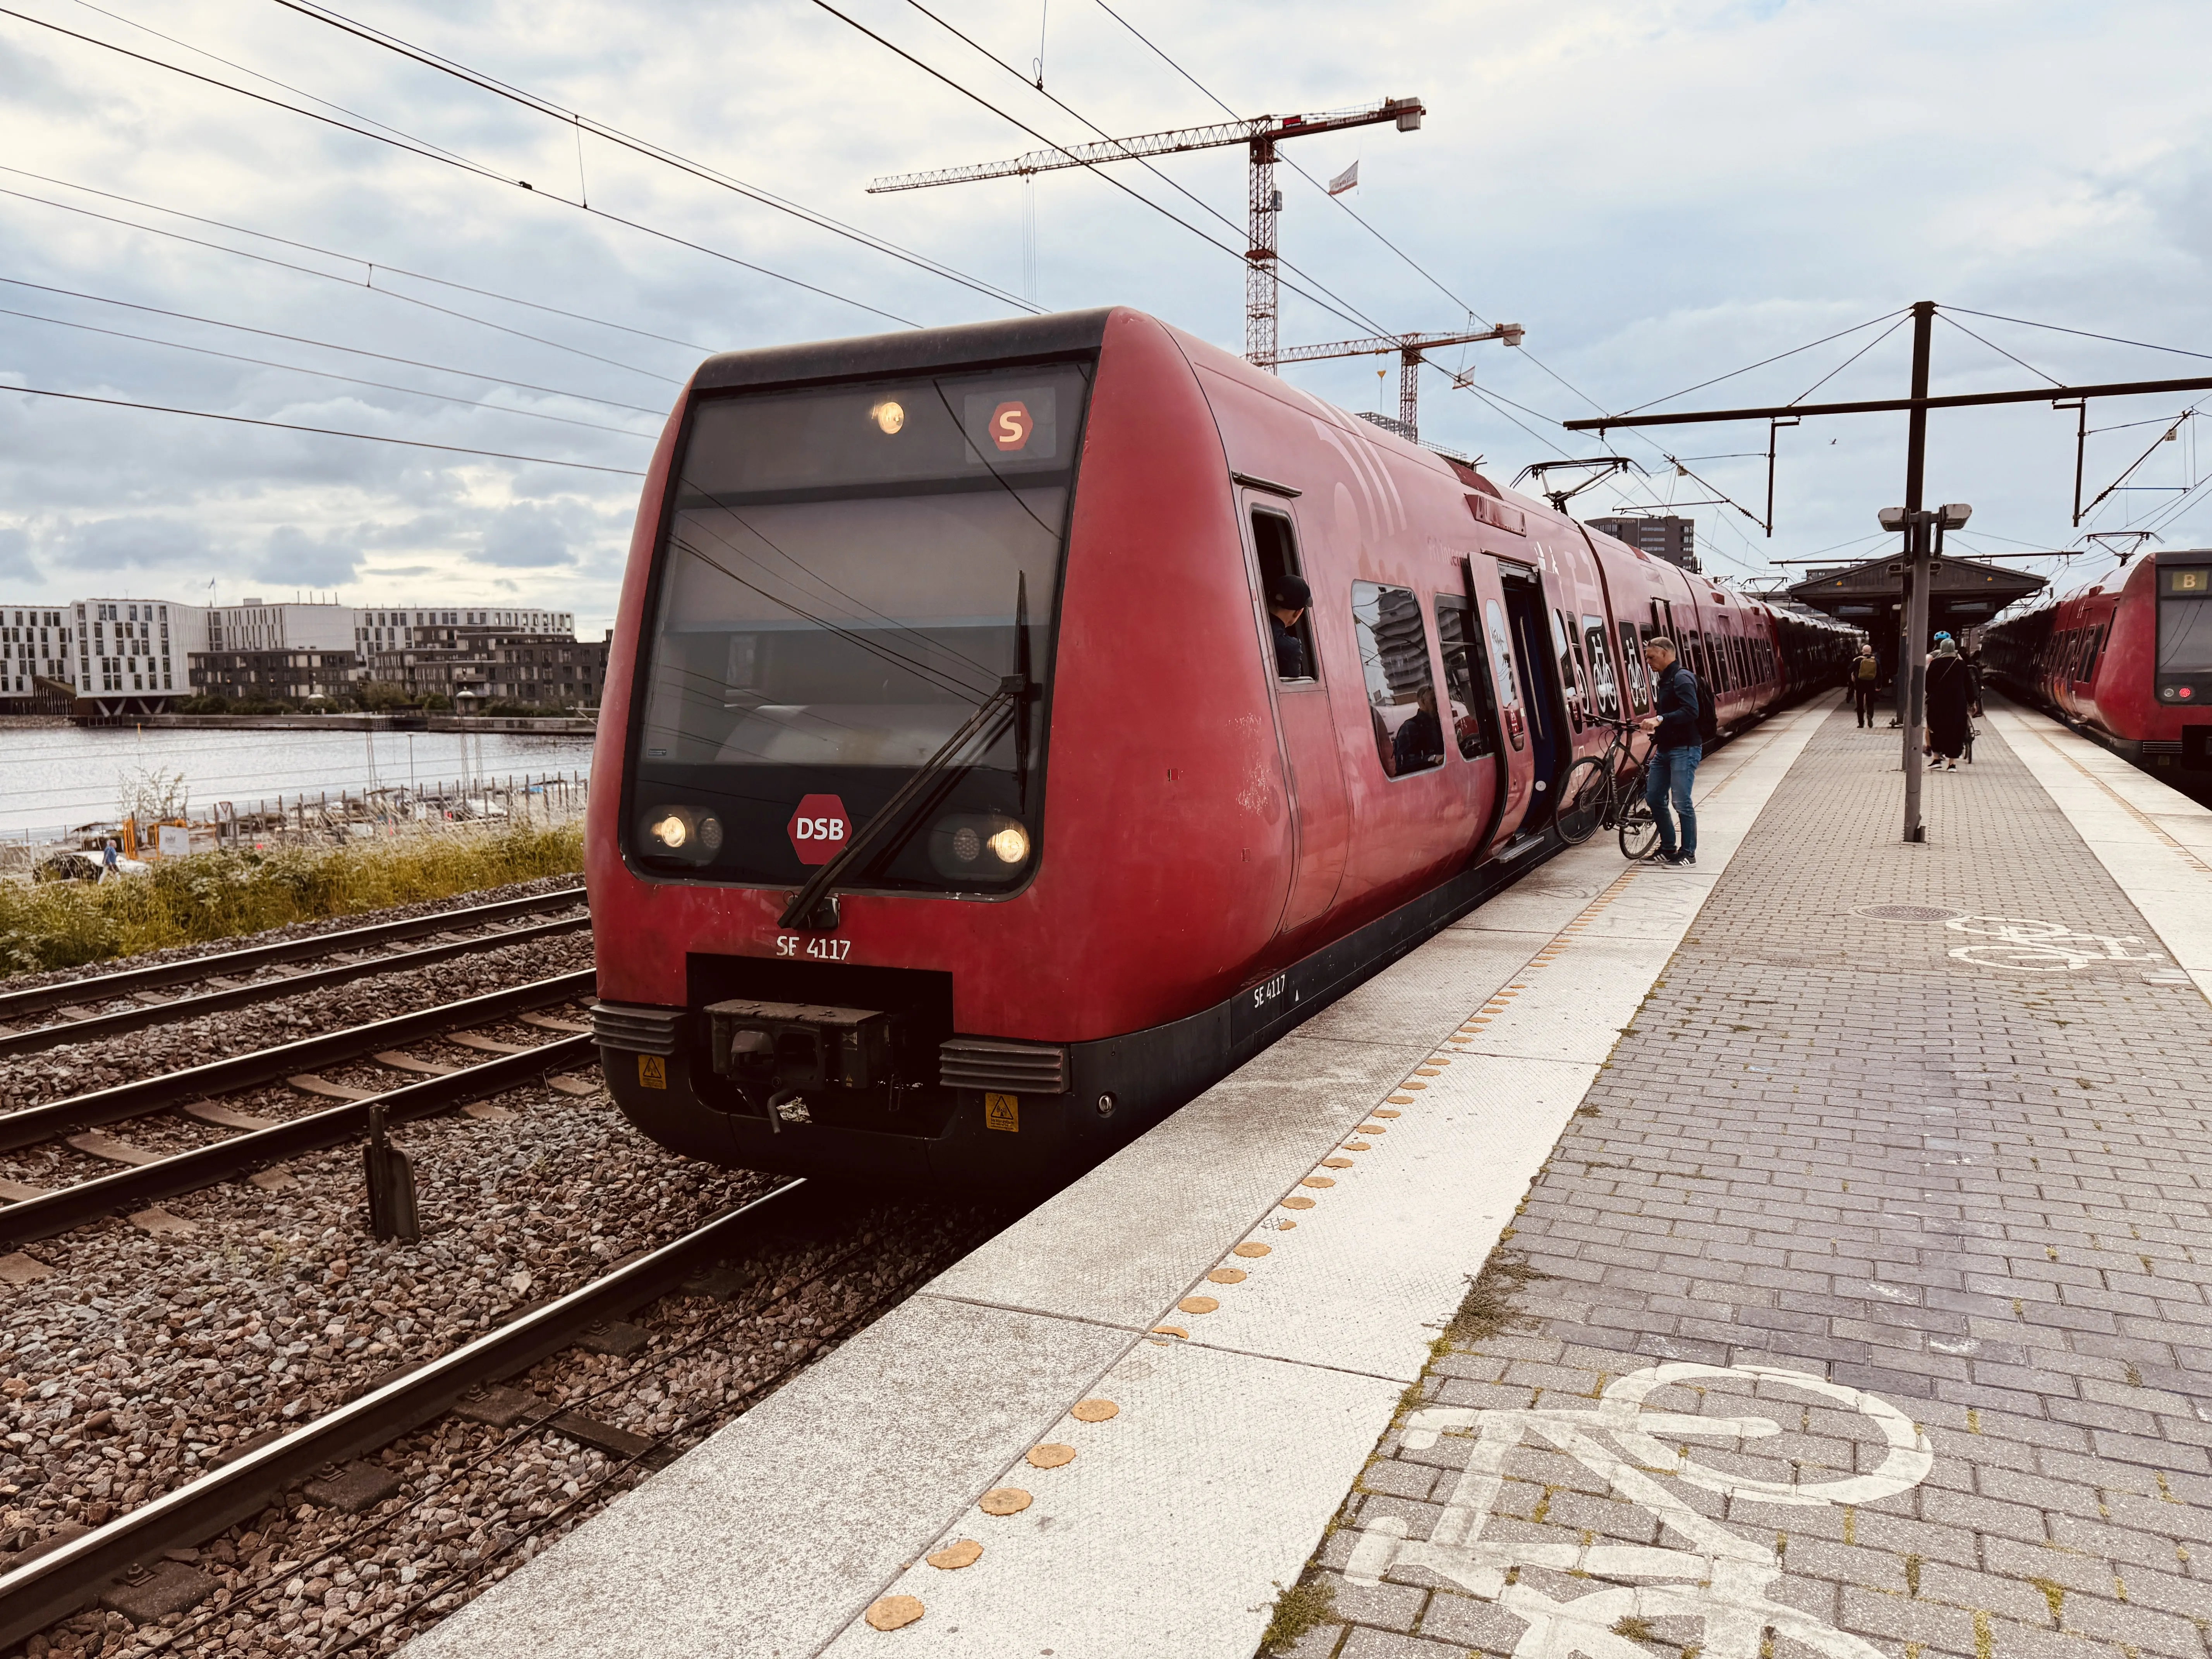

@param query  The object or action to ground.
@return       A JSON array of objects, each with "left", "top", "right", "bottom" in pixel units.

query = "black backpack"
[{"left": 1692, "top": 671, "right": 1719, "bottom": 746}]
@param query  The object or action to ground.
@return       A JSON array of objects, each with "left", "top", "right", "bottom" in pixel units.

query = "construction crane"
[
  {"left": 1276, "top": 325, "right": 1524, "bottom": 444},
  {"left": 869, "top": 98, "right": 1426, "bottom": 372}
]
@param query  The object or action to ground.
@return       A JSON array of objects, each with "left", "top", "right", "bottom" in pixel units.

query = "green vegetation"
[
  {"left": 1261, "top": 1578, "right": 1338, "bottom": 1653},
  {"left": 0, "top": 821, "right": 584, "bottom": 975}
]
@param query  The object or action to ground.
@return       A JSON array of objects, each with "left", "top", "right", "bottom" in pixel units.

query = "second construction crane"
[
  {"left": 1278, "top": 325, "right": 1524, "bottom": 445},
  {"left": 869, "top": 97, "right": 1425, "bottom": 372}
]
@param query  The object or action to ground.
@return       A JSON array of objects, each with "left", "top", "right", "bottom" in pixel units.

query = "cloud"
[
  {"left": 475, "top": 502, "right": 577, "bottom": 568},
  {"left": 50, "top": 515, "right": 215, "bottom": 575},
  {"left": 0, "top": 527, "right": 34, "bottom": 581},
  {"left": 255, "top": 525, "right": 365, "bottom": 585}
]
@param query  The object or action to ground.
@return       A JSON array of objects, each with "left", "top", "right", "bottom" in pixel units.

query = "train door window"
[
  {"left": 1435, "top": 599, "right": 1498, "bottom": 762},
  {"left": 2081, "top": 623, "right": 2108, "bottom": 685},
  {"left": 1580, "top": 615, "right": 1620, "bottom": 718},
  {"left": 1489, "top": 599, "right": 1529, "bottom": 749},
  {"left": 1252, "top": 510, "right": 1317, "bottom": 683},
  {"left": 1350, "top": 581, "right": 1446, "bottom": 776},
  {"left": 1619, "top": 620, "right": 1651, "bottom": 712},
  {"left": 1549, "top": 607, "right": 1585, "bottom": 732}
]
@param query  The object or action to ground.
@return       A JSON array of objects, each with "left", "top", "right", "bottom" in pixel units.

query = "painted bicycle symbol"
[
  {"left": 1347, "top": 1362, "right": 1933, "bottom": 1659},
  {"left": 1942, "top": 914, "right": 2165, "bottom": 974}
]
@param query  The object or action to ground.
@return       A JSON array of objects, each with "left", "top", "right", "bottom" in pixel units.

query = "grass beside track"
[{"left": 0, "top": 822, "right": 585, "bottom": 975}]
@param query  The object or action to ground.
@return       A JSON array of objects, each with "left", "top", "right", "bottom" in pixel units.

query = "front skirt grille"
[
  {"left": 939, "top": 1037, "right": 1067, "bottom": 1095},
  {"left": 592, "top": 1002, "right": 683, "bottom": 1057}
]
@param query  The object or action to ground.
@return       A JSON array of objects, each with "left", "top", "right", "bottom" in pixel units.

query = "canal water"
[{"left": 0, "top": 724, "right": 598, "bottom": 841}]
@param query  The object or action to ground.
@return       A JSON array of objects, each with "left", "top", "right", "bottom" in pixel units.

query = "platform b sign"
[{"left": 787, "top": 794, "right": 851, "bottom": 866}]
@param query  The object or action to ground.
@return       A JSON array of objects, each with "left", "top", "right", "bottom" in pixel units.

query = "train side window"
[
  {"left": 1435, "top": 599, "right": 1499, "bottom": 762},
  {"left": 1619, "top": 620, "right": 1651, "bottom": 713},
  {"left": 1251, "top": 510, "right": 1317, "bottom": 684},
  {"left": 1580, "top": 615, "right": 1620, "bottom": 718},
  {"left": 1351, "top": 581, "right": 1446, "bottom": 776},
  {"left": 1550, "top": 607, "right": 1585, "bottom": 731}
]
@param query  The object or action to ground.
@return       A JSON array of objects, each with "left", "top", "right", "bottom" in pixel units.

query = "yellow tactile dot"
[
  {"left": 1027, "top": 1443, "right": 1077, "bottom": 1469},
  {"left": 927, "top": 1540, "right": 983, "bottom": 1570},
  {"left": 1357, "top": 1122, "right": 1386, "bottom": 1133},
  {"left": 1276, "top": 1218, "right": 1298, "bottom": 1229},
  {"left": 1388, "top": 1094, "right": 1417, "bottom": 1104},
  {"left": 867, "top": 1595, "right": 925, "bottom": 1630},
  {"left": 979, "top": 1487, "right": 1032, "bottom": 1515},
  {"left": 1281, "top": 1195, "right": 1316, "bottom": 1209},
  {"left": 1414, "top": 1067, "right": 1442, "bottom": 1077},
  {"left": 1234, "top": 1242, "right": 1273, "bottom": 1258},
  {"left": 1151, "top": 1324, "right": 1189, "bottom": 1338},
  {"left": 1301, "top": 1175, "right": 1336, "bottom": 1188},
  {"left": 1372, "top": 1108, "right": 1401, "bottom": 1118},
  {"left": 1344, "top": 1140, "right": 1372, "bottom": 1151},
  {"left": 1178, "top": 1295, "right": 1219, "bottom": 1314},
  {"left": 1208, "top": 1267, "right": 1247, "bottom": 1284},
  {"left": 1072, "top": 1398, "right": 1120, "bottom": 1422},
  {"left": 1322, "top": 1156, "right": 1354, "bottom": 1168},
  {"left": 1428, "top": 1056, "right": 1455, "bottom": 1065}
]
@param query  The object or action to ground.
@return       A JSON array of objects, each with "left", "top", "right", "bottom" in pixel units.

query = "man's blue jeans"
[{"left": 1645, "top": 744, "right": 1701, "bottom": 857}]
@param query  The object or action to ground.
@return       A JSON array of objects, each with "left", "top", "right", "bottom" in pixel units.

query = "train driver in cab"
[{"left": 1269, "top": 575, "right": 1313, "bottom": 679}]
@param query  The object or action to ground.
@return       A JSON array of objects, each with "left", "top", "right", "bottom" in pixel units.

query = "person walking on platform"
[
  {"left": 1638, "top": 637, "right": 1703, "bottom": 866},
  {"left": 1926, "top": 637, "right": 1973, "bottom": 771},
  {"left": 1850, "top": 643, "right": 1879, "bottom": 726}
]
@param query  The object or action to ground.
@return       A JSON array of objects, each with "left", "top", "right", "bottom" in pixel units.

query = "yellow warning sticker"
[
  {"left": 639, "top": 1054, "right": 668, "bottom": 1090},
  {"left": 984, "top": 1092, "right": 1019, "bottom": 1132}
]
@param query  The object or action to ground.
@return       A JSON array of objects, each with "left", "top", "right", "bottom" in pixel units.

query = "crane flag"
[{"left": 1327, "top": 160, "right": 1359, "bottom": 196}]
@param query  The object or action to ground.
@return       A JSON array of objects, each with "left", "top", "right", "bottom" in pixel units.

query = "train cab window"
[
  {"left": 1251, "top": 511, "right": 1317, "bottom": 683},
  {"left": 1351, "top": 581, "right": 1445, "bottom": 776},
  {"left": 1550, "top": 608, "right": 1585, "bottom": 731},
  {"left": 1580, "top": 615, "right": 1620, "bottom": 718},
  {"left": 1435, "top": 599, "right": 1499, "bottom": 762},
  {"left": 1620, "top": 620, "right": 1651, "bottom": 713},
  {"left": 2162, "top": 565, "right": 2212, "bottom": 674}
]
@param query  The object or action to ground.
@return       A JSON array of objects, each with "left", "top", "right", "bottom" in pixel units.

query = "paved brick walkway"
[{"left": 1276, "top": 705, "right": 2212, "bottom": 1659}]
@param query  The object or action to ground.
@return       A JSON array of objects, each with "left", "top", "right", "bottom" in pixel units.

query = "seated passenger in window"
[
  {"left": 1392, "top": 685, "right": 1446, "bottom": 773},
  {"left": 1268, "top": 575, "right": 1312, "bottom": 678}
]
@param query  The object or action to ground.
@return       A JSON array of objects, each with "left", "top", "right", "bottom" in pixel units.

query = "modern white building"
[
  {"left": 0, "top": 605, "right": 75, "bottom": 702},
  {"left": 206, "top": 598, "right": 357, "bottom": 655},
  {"left": 69, "top": 598, "right": 208, "bottom": 714}
]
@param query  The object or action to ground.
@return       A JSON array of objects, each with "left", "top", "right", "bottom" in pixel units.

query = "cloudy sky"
[{"left": 4, "top": 0, "right": 2210, "bottom": 635}]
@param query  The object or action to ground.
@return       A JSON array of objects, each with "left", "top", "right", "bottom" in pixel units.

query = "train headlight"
[
  {"left": 639, "top": 805, "right": 719, "bottom": 866},
  {"left": 927, "top": 813, "right": 1032, "bottom": 881},
  {"left": 871, "top": 399, "right": 905, "bottom": 435}
]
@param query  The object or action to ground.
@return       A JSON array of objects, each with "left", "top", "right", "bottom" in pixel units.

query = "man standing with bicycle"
[{"left": 1639, "top": 638, "right": 1704, "bottom": 867}]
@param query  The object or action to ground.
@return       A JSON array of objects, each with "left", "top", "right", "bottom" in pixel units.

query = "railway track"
[
  {"left": 0, "top": 1180, "right": 826, "bottom": 1648},
  {"left": 0, "top": 887, "right": 589, "bottom": 1059},
  {"left": 0, "top": 969, "right": 597, "bottom": 1245}
]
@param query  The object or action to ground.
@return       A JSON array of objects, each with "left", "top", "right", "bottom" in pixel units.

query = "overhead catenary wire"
[
  {"left": 0, "top": 303, "right": 661, "bottom": 438},
  {"left": 0, "top": 8, "right": 924, "bottom": 331},
  {"left": 795, "top": 0, "right": 1390, "bottom": 341},
  {"left": 0, "top": 180, "right": 685, "bottom": 383},
  {"left": 0, "top": 384, "right": 647, "bottom": 474},
  {"left": 259, "top": 0, "right": 1039, "bottom": 317},
  {"left": 0, "top": 274, "right": 669, "bottom": 416},
  {"left": 0, "top": 162, "right": 715, "bottom": 355}
]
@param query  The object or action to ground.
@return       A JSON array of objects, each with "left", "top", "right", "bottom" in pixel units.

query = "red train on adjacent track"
[
  {"left": 586, "top": 308, "right": 1858, "bottom": 1186},
  {"left": 1980, "top": 550, "right": 2212, "bottom": 795}
]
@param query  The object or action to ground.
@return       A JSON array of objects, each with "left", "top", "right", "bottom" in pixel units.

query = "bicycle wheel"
[
  {"left": 1554, "top": 756, "right": 1607, "bottom": 846},
  {"left": 1618, "top": 793, "right": 1660, "bottom": 861}
]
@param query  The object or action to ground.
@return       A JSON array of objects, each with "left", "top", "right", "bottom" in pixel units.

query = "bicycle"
[{"left": 1554, "top": 713, "right": 1662, "bottom": 860}]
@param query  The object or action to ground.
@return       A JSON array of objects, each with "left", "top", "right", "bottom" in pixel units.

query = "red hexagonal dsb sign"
[{"left": 787, "top": 794, "right": 851, "bottom": 866}]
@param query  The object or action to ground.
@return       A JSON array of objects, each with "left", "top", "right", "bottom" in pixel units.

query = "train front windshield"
[{"left": 630, "top": 363, "right": 1090, "bottom": 891}]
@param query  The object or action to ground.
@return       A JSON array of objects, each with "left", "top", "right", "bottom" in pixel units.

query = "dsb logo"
[{"left": 787, "top": 794, "right": 851, "bottom": 866}]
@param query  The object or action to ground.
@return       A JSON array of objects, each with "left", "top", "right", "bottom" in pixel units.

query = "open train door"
[{"left": 1496, "top": 562, "right": 1577, "bottom": 834}]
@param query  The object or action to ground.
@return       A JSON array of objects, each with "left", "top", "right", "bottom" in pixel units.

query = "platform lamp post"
[{"left": 1879, "top": 500, "right": 1972, "bottom": 843}]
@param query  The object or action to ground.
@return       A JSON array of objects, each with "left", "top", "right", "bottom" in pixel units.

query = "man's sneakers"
[{"left": 1654, "top": 850, "right": 1697, "bottom": 867}]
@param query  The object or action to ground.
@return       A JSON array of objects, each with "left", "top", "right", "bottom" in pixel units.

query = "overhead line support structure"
[
  {"left": 869, "top": 98, "right": 1425, "bottom": 371},
  {"left": 1276, "top": 323, "right": 1523, "bottom": 442},
  {"left": 1559, "top": 299, "right": 2212, "bottom": 843}
]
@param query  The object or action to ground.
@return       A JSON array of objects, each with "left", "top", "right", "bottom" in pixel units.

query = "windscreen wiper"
[{"left": 777, "top": 673, "right": 1026, "bottom": 930}]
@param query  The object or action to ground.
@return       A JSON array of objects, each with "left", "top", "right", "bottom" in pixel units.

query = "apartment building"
[
  {"left": 70, "top": 598, "right": 209, "bottom": 714},
  {"left": 0, "top": 605, "right": 75, "bottom": 702}
]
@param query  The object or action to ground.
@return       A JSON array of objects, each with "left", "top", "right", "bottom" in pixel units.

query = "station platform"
[{"left": 407, "top": 691, "right": 2212, "bottom": 1659}]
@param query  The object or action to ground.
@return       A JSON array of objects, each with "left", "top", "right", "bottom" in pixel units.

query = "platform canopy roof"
[{"left": 1786, "top": 550, "right": 2046, "bottom": 639}]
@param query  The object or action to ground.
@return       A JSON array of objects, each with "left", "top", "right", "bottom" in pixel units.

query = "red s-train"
[
  {"left": 586, "top": 308, "right": 1856, "bottom": 1186},
  {"left": 1981, "top": 550, "right": 2212, "bottom": 793}
]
